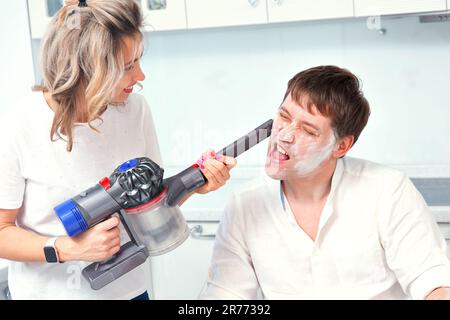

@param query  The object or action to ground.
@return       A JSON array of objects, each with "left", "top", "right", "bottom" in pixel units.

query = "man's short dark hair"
[{"left": 284, "top": 65, "right": 371, "bottom": 144}]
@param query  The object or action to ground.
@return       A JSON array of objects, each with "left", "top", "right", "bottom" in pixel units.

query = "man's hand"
[{"left": 426, "top": 287, "right": 450, "bottom": 300}]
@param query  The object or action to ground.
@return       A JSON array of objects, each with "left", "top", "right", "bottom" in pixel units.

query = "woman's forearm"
[{"left": 0, "top": 225, "right": 49, "bottom": 262}]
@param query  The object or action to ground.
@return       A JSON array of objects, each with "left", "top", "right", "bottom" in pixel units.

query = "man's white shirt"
[{"left": 200, "top": 157, "right": 450, "bottom": 300}]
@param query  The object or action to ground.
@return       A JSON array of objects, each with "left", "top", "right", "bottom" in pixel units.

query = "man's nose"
[{"left": 278, "top": 125, "right": 295, "bottom": 144}]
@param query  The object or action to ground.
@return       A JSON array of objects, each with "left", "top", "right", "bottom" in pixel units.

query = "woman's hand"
[
  {"left": 195, "top": 149, "right": 237, "bottom": 195},
  {"left": 55, "top": 216, "right": 121, "bottom": 262}
]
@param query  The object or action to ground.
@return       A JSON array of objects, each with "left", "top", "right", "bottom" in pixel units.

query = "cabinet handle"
[
  {"left": 190, "top": 225, "right": 216, "bottom": 240},
  {"left": 271, "top": 0, "right": 283, "bottom": 6},
  {"left": 247, "top": 0, "right": 260, "bottom": 8},
  {"left": 148, "top": 0, "right": 167, "bottom": 10}
]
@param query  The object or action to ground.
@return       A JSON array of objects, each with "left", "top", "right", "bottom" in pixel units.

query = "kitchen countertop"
[
  {"left": 181, "top": 165, "right": 450, "bottom": 222},
  {"left": 411, "top": 178, "right": 450, "bottom": 207}
]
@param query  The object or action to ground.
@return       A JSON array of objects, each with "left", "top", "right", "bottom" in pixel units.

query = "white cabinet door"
[
  {"left": 439, "top": 225, "right": 450, "bottom": 258},
  {"left": 28, "top": 0, "right": 63, "bottom": 39},
  {"left": 149, "top": 221, "right": 218, "bottom": 299},
  {"left": 433, "top": 208, "right": 450, "bottom": 258},
  {"left": 185, "top": 0, "right": 267, "bottom": 29},
  {"left": 354, "top": 0, "right": 447, "bottom": 17},
  {"left": 141, "top": 0, "right": 187, "bottom": 31},
  {"left": 0, "top": 259, "right": 8, "bottom": 284},
  {"left": 268, "top": 0, "right": 354, "bottom": 23},
  {"left": 0, "top": 259, "right": 9, "bottom": 300}
]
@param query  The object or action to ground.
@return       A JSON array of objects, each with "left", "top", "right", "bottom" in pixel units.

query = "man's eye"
[
  {"left": 304, "top": 128, "right": 318, "bottom": 136},
  {"left": 279, "top": 113, "right": 289, "bottom": 120}
]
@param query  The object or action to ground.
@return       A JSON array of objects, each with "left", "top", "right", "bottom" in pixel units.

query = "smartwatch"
[{"left": 44, "top": 237, "right": 61, "bottom": 263}]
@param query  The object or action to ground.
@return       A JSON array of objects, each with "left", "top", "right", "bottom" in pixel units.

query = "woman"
[{"left": 0, "top": 0, "right": 235, "bottom": 300}]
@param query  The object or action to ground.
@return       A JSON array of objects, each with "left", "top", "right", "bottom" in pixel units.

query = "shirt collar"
[{"left": 279, "top": 158, "right": 345, "bottom": 211}]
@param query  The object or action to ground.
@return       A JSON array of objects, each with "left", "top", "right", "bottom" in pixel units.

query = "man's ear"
[{"left": 333, "top": 135, "right": 354, "bottom": 158}]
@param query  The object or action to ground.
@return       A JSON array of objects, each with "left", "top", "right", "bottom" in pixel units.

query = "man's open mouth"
[{"left": 273, "top": 143, "right": 290, "bottom": 161}]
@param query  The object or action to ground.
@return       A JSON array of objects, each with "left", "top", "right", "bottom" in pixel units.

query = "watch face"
[{"left": 44, "top": 246, "right": 58, "bottom": 263}]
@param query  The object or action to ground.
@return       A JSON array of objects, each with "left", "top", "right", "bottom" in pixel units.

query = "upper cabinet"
[
  {"left": 354, "top": 0, "right": 447, "bottom": 17},
  {"left": 267, "top": 0, "right": 354, "bottom": 23},
  {"left": 185, "top": 0, "right": 267, "bottom": 29},
  {"left": 28, "top": 0, "right": 186, "bottom": 37},
  {"left": 28, "top": 0, "right": 63, "bottom": 39},
  {"left": 141, "top": 0, "right": 187, "bottom": 31},
  {"left": 28, "top": 0, "right": 450, "bottom": 38}
]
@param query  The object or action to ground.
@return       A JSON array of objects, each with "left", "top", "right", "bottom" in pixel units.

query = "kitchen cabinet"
[
  {"left": 28, "top": 0, "right": 63, "bottom": 39},
  {"left": 185, "top": 0, "right": 267, "bottom": 29},
  {"left": 28, "top": 0, "right": 187, "bottom": 37},
  {"left": 149, "top": 221, "right": 218, "bottom": 299},
  {"left": 141, "top": 0, "right": 187, "bottom": 31},
  {"left": 432, "top": 207, "right": 450, "bottom": 258},
  {"left": 28, "top": 0, "right": 450, "bottom": 38},
  {"left": 0, "top": 259, "right": 9, "bottom": 300},
  {"left": 267, "top": 0, "right": 354, "bottom": 23},
  {"left": 354, "top": 0, "right": 447, "bottom": 17},
  {"left": 439, "top": 225, "right": 450, "bottom": 257}
]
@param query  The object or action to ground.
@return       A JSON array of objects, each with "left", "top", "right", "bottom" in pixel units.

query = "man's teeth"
[{"left": 277, "top": 145, "right": 288, "bottom": 156}]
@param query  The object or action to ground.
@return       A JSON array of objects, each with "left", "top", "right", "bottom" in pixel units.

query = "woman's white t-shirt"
[{"left": 0, "top": 91, "right": 163, "bottom": 300}]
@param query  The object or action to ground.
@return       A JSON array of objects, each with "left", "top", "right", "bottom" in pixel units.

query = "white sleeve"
[
  {"left": 141, "top": 98, "right": 163, "bottom": 167},
  {"left": 199, "top": 193, "right": 262, "bottom": 300},
  {"left": 379, "top": 175, "right": 450, "bottom": 299},
  {"left": 0, "top": 113, "right": 25, "bottom": 209}
]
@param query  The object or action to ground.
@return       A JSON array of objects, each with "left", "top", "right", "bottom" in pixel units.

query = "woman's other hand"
[{"left": 56, "top": 216, "right": 121, "bottom": 262}]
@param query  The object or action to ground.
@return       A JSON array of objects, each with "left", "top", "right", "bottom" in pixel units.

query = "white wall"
[
  {"left": 0, "top": 0, "right": 35, "bottom": 114},
  {"left": 29, "top": 15, "right": 450, "bottom": 168},
  {"left": 138, "top": 17, "right": 450, "bottom": 169},
  {"left": 0, "top": 0, "right": 35, "bottom": 298}
]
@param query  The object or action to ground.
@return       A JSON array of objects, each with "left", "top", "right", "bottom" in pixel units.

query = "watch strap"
[{"left": 44, "top": 237, "right": 60, "bottom": 263}]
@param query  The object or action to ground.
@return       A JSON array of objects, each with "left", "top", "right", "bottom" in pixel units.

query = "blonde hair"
[{"left": 34, "top": 0, "right": 144, "bottom": 151}]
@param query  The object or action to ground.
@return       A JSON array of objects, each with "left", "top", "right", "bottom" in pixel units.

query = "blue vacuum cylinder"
[
  {"left": 55, "top": 157, "right": 165, "bottom": 237},
  {"left": 55, "top": 183, "right": 122, "bottom": 237}
]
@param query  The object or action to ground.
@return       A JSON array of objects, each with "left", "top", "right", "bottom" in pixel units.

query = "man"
[{"left": 199, "top": 66, "right": 450, "bottom": 300}]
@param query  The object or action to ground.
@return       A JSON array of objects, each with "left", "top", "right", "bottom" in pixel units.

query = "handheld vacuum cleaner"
[{"left": 54, "top": 119, "right": 273, "bottom": 290}]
